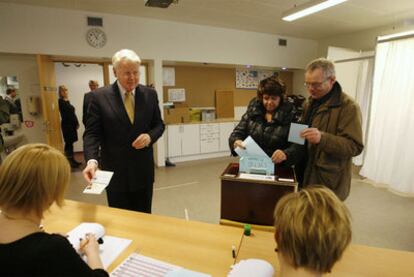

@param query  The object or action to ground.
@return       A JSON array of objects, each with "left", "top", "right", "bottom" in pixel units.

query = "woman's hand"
[
  {"left": 272, "top": 149, "right": 287, "bottom": 164},
  {"left": 79, "top": 233, "right": 100, "bottom": 257},
  {"left": 79, "top": 233, "right": 104, "bottom": 269},
  {"left": 233, "top": 140, "right": 245, "bottom": 150}
]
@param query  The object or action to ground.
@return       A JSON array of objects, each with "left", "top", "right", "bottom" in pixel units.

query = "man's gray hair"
[
  {"left": 112, "top": 49, "right": 141, "bottom": 69},
  {"left": 306, "top": 58, "right": 336, "bottom": 79}
]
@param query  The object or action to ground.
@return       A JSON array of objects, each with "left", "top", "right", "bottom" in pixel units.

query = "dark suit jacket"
[
  {"left": 82, "top": 91, "right": 93, "bottom": 126},
  {"left": 58, "top": 98, "right": 79, "bottom": 143},
  {"left": 83, "top": 82, "right": 165, "bottom": 192}
]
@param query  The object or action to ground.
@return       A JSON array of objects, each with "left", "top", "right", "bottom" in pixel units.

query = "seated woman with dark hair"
[
  {"left": 273, "top": 186, "right": 352, "bottom": 276},
  {"left": 229, "top": 76, "right": 300, "bottom": 166},
  {"left": 0, "top": 143, "right": 108, "bottom": 276}
]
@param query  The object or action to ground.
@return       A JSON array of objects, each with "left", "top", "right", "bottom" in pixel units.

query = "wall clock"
[{"left": 86, "top": 28, "right": 107, "bottom": 48}]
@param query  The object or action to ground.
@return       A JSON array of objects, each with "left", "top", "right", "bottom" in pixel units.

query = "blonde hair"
[
  {"left": 274, "top": 186, "right": 351, "bottom": 273},
  {"left": 0, "top": 144, "right": 70, "bottom": 218},
  {"left": 112, "top": 49, "right": 141, "bottom": 69},
  {"left": 58, "top": 85, "right": 67, "bottom": 99}
]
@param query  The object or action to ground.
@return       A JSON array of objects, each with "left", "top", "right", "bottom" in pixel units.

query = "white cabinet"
[
  {"left": 167, "top": 124, "right": 200, "bottom": 157},
  {"left": 219, "top": 122, "right": 236, "bottom": 152},
  {"left": 200, "top": 123, "right": 219, "bottom": 153},
  {"left": 181, "top": 124, "right": 200, "bottom": 155},
  {"left": 167, "top": 121, "right": 237, "bottom": 161}
]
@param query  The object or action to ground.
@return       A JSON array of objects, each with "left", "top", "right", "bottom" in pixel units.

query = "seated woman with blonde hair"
[
  {"left": 0, "top": 143, "right": 108, "bottom": 276},
  {"left": 274, "top": 185, "right": 352, "bottom": 276}
]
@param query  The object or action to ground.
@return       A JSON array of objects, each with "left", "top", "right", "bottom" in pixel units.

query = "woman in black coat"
[
  {"left": 229, "top": 76, "right": 300, "bottom": 167},
  {"left": 58, "top": 85, "right": 81, "bottom": 168}
]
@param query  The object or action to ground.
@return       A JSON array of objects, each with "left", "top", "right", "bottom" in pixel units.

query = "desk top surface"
[
  {"left": 236, "top": 228, "right": 414, "bottom": 277},
  {"left": 43, "top": 200, "right": 242, "bottom": 276}
]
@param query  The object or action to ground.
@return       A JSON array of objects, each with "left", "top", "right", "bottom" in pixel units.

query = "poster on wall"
[
  {"left": 235, "top": 69, "right": 276, "bottom": 89},
  {"left": 163, "top": 67, "right": 175, "bottom": 86},
  {"left": 168, "top": 88, "right": 185, "bottom": 102}
]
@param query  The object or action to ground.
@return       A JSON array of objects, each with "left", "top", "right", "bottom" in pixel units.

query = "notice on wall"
[
  {"left": 168, "top": 88, "right": 186, "bottom": 102},
  {"left": 163, "top": 67, "right": 176, "bottom": 86}
]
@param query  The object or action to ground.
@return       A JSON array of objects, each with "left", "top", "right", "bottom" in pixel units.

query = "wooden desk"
[
  {"left": 43, "top": 200, "right": 243, "bottom": 276},
  {"left": 236, "top": 229, "right": 414, "bottom": 277}
]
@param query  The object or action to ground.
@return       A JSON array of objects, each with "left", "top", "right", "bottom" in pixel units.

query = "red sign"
[{"left": 24, "top": 120, "right": 34, "bottom": 128}]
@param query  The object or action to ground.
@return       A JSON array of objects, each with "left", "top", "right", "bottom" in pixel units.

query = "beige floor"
[{"left": 67, "top": 156, "right": 414, "bottom": 252}]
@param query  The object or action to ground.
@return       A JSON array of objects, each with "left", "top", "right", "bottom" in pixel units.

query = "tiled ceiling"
[{"left": 2, "top": 0, "right": 414, "bottom": 39}]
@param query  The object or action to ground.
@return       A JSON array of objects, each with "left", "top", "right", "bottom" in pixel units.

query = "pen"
[
  {"left": 232, "top": 245, "right": 236, "bottom": 258},
  {"left": 79, "top": 237, "right": 89, "bottom": 252}
]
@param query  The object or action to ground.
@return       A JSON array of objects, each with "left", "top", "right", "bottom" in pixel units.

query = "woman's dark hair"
[{"left": 257, "top": 76, "right": 286, "bottom": 104}]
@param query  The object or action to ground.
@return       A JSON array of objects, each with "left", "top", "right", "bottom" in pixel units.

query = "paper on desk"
[
  {"left": 67, "top": 222, "right": 105, "bottom": 250},
  {"left": 111, "top": 253, "right": 211, "bottom": 277},
  {"left": 67, "top": 223, "right": 132, "bottom": 269},
  {"left": 239, "top": 173, "right": 275, "bottom": 181},
  {"left": 288, "top": 123, "right": 308, "bottom": 145},
  {"left": 235, "top": 136, "right": 269, "bottom": 158},
  {"left": 83, "top": 170, "right": 114, "bottom": 194},
  {"left": 228, "top": 259, "right": 274, "bottom": 277}
]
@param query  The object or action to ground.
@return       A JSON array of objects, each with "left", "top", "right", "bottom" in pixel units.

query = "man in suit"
[
  {"left": 83, "top": 49, "right": 165, "bottom": 213},
  {"left": 82, "top": 80, "right": 99, "bottom": 126}
]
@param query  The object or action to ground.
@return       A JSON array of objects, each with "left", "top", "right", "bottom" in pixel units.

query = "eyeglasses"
[{"left": 304, "top": 78, "right": 329, "bottom": 89}]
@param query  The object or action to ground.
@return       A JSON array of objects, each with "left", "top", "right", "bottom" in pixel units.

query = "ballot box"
[{"left": 220, "top": 163, "right": 298, "bottom": 226}]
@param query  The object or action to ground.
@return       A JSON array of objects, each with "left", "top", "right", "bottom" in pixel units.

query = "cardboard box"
[
  {"left": 164, "top": 107, "right": 190, "bottom": 124},
  {"left": 174, "top": 102, "right": 189, "bottom": 108},
  {"left": 189, "top": 109, "right": 201, "bottom": 122}
]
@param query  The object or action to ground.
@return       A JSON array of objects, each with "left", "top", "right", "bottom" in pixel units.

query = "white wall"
[
  {"left": 292, "top": 69, "right": 307, "bottom": 97},
  {"left": 0, "top": 53, "right": 45, "bottom": 144},
  {"left": 0, "top": 2, "right": 319, "bottom": 165},
  {"left": 0, "top": 3, "right": 317, "bottom": 68}
]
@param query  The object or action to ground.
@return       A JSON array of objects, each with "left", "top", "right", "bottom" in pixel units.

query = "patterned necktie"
[{"left": 124, "top": 91, "right": 134, "bottom": 123}]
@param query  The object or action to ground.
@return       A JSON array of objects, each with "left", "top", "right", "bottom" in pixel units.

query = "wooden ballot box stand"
[{"left": 220, "top": 163, "right": 298, "bottom": 226}]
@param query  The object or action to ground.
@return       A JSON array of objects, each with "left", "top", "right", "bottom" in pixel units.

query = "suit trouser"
[{"left": 106, "top": 185, "right": 153, "bottom": 213}]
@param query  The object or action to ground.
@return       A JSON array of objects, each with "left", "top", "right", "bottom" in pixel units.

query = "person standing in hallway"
[
  {"left": 83, "top": 49, "right": 165, "bottom": 213},
  {"left": 276, "top": 58, "right": 363, "bottom": 200},
  {"left": 58, "top": 85, "right": 81, "bottom": 168},
  {"left": 82, "top": 80, "right": 99, "bottom": 126}
]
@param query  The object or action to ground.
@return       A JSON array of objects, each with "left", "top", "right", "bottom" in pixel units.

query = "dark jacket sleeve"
[
  {"left": 44, "top": 234, "right": 109, "bottom": 277},
  {"left": 229, "top": 112, "right": 250, "bottom": 156},
  {"left": 83, "top": 92, "right": 103, "bottom": 162},
  {"left": 147, "top": 88, "right": 165, "bottom": 146},
  {"left": 228, "top": 98, "right": 258, "bottom": 156}
]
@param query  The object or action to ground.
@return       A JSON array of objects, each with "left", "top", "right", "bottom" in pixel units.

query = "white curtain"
[
  {"left": 353, "top": 58, "right": 374, "bottom": 166},
  {"left": 360, "top": 37, "right": 414, "bottom": 194}
]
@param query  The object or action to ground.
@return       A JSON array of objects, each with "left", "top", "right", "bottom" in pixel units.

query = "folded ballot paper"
[
  {"left": 83, "top": 170, "right": 114, "bottom": 194},
  {"left": 111, "top": 253, "right": 211, "bottom": 277},
  {"left": 235, "top": 136, "right": 274, "bottom": 176},
  {"left": 67, "top": 223, "right": 131, "bottom": 269}
]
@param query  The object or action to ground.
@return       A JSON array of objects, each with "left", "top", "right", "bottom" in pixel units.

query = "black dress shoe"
[{"left": 165, "top": 158, "right": 176, "bottom": 167}]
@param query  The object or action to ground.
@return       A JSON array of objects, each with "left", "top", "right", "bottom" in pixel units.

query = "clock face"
[{"left": 86, "top": 28, "right": 107, "bottom": 48}]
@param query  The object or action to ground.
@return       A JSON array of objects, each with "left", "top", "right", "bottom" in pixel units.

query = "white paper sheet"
[
  {"left": 239, "top": 173, "right": 275, "bottom": 181},
  {"left": 234, "top": 136, "right": 269, "bottom": 158},
  {"left": 83, "top": 170, "right": 114, "bottom": 194},
  {"left": 288, "top": 123, "right": 308, "bottom": 145},
  {"left": 67, "top": 223, "right": 132, "bottom": 269},
  {"left": 111, "top": 253, "right": 211, "bottom": 277},
  {"left": 228, "top": 259, "right": 274, "bottom": 277}
]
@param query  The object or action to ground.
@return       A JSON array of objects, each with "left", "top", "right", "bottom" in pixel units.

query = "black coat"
[
  {"left": 82, "top": 91, "right": 93, "bottom": 126},
  {"left": 83, "top": 83, "right": 165, "bottom": 192},
  {"left": 58, "top": 98, "right": 79, "bottom": 143},
  {"left": 229, "top": 97, "right": 299, "bottom": 166}
]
